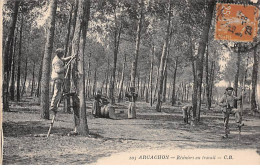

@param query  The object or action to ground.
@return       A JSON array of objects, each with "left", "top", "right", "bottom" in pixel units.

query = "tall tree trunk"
[
  {"left": 208, "top": 61, "right": 215, "bottom": 108},
  {"left": 118, "top": 53, "right": 126, "bottom": 102},
  {"left": 4, "top": 1, "right": 19, "bottom": 110},
  {"left": 149, "top": 45, "right": 155, "bottom": 106},
  {"left": 128, "top": 0, "right": 144, "bottom": 118},
  {"left": 71, "top": 0, "right": 90, "bottom": 135},
  {"left": 63, "top": 4, "right": 73, "bottom": 113},
  {"left": 109, "top": 5, "right": 122, "bottom": 105},
  {"left": 156, "top": 0, "right": 172, "bottom": 112},
  {"left": 105, "top": 56, "right": 109, "bottom": 97},
  {"left": 93, "top": 67, "right": 97, "bottom": 95},
  {"left": 10, "top": 34, "right": 17, "bottom": 101},
  {"left": 17, "top": 12, "right": 23, "bottom": 102},
  {"left": 35, "top": 53, "right": 44, "bottom": 97},
  {"left": 192, "top": 0, "right": 214, "bottom": 122},
  {"left": 40, "top": 0, "right": 57, "bottom": 119},
  {"left": 153, "top": 66, "right": 159, "bottom": 104},
  {"left": 162, "top": 68, "right": 167, "bottom": 102},
  {"left": 234, "top": 44, "right": 242, "bottom": 108},
  {"left": 251, "top": 45, "right": 258, "bottom": 112},
  {"left": 171, "top": 57, "right": 178, "bottom": 106},
  {"left": 205, "top": 44, "right": 210, "bottom": 109},
  {"left": 64, "top": 4, "right": 73, "bottom": 58},
  {"left": 86, "top": 52, "right": 91, "bottom": 99},
  {"left": 30, "top": 61, "right": 35, "bottom": 96},
  {"left": 130, "top": 0, "right": 144, "bottom": 89},
  {"left": 68, "top": 0, "right": 79, "bottom": 56}
]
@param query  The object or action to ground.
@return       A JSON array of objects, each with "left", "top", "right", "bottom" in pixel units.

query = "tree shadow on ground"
[{"left": 3, "top": 121, "right": 71, "bottom": 137}]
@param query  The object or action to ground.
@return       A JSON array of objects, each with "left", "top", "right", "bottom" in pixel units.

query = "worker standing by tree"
[
  {"left": 50, "top": 48, "right": 74, "bottom": 114},
  {"left": 219, "top": 87, "right": 244, "bottom": 139}
]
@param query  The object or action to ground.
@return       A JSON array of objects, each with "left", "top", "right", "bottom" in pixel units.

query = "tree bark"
[
  {"left": 118, "top": 53, "right": 126, "bottom": 102},
  {"left": 149, "top": 45, "right": 155, "bottom": 106},
  {"left": 64, "top": 4, "right": 73, "bottom": 58},
  {"left": 130, "top": 0, "right": 144, "bottom": 88},
  {"left": 10, "top": 34, "right": 17, "bottom": 101},
  {"left": 17, "top": 12, "right": 24, "bottom": 102},
  {"left": 63, "top": 4, "right": 74, "bottom": 114},
  {"left": 162, "top": 68, "right": 167, "bottom": 102},
  {"left": 156, "top": 0, "right": 172, "bottom": 112},
  {"left": 3, "top": 1, "right": 19, "bottom": 110},
  {"left": 171, "top": 57, "right": 178, "bottom": 106},
  {"left": 205, "top": 44, "right": 210, "bottom": 109},
  {"left": 105, "top": 56, "right": 109, "bottom": 97},
  {"left": 153, "top": 66, "right": 159, "bottom": 104},
  {"left": 70, "top": 0, "right": 90, "bottom": 135},
  {"left": 234, "top": 44, "right": 242, "bottom": 108},
  {"left": 40, "top": 0, "right": 57, "bottom": 119},
  {"left": 208, "top": 61, "right": 215, "bottom": 108},
  {"left": 109, "top": 5, "right": 122, "bottom": 105},
  {"left": 251, "top": 45, "right": 258, "bottom": 112},
  {"left": 30, "top": 61, "right": 35, "bottom": 96},
  {"left": 93, "top": 67, "right": 97, "bottom": 95},
  {"left": 192, "top": 0, "right": 214, "bottom": 122},
  {"left": 128, "top": 0, "right": 144, "bottom": 118},
  {"left": 35, "top": 53, "right": 44, "bottom": 97},
  {"left": 21, "top": 57, "right": 28, "bottom": 97}
]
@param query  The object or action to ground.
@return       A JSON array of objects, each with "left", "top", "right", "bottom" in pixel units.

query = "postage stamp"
[{"left": 215, "top": 3, "right": 259, "bottom": 42}]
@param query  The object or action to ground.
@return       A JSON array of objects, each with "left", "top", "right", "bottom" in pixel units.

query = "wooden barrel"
[{"left": 101, "top": 105, "right": 115, "bottom": 118}]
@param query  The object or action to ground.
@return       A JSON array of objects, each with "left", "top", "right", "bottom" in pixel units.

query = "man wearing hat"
[
  {"left": 50, "top": 48, "right": 74, "bottom": 113},
  {"left": 219, "top": 87, "right": 243, "bottom": 138}
]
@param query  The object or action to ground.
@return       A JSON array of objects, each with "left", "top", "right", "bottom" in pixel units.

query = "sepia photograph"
[{"left": 1, "top": 0, "right": 260, "bottom": 165}]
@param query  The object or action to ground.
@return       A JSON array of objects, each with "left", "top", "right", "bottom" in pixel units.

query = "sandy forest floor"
[{"left": 2, "top": 96, "right": 260, "bottom": 165}]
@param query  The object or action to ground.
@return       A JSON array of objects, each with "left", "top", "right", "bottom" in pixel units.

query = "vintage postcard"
[{"left": 1, "top": 0, "right": 260, "bottom": 165}]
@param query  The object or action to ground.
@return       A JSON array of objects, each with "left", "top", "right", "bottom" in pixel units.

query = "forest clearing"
[
  {"left": 2, "top": 0, "right": 260, "bottom": 165},
  {"left": 2, "top": 96, "right": 260, "bottom": 164}
]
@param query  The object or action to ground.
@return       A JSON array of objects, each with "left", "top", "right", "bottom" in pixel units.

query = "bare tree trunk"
[
  {"left": 149, "top": 45, "right": 155, "bottom": 106},
  {"left": 109, "top": 5, "right": 122, "bottom": 105},
  {"left": 71, "top": 0, "right": 90, "bottom": 135},
  {"left": 40, "top": 0, "right": 57, "bottom": 119},
  {"left": 205, "top": 44, "right": 210, "bottom": 109},
  {"left": 128, "top": 0, "right": 144, "bottom": 118},
  {"left": 251, "top": 45, "right": 258, "bottom": 112},
  {"left": 156, "top": 0, "right": 172, "bottom": 112},
  {"left": 63, "top": 4, "right": 74, "bottom": 114},
  {"left": 10, "top": 34, "right": 17, "bottom": 101},
  {"left": 208, "top": 61, "right": 215, "bottom": 108},
  {"left": 93, "top": 67, "right": 97, "bottom": 95},
  {"left": 17, "top": 13, "right": 24, "bottom": 102},
  {"left": 64, "top": 4, "right": 73, "bottom": 58},
  {"left": 193, "top": 0, "right": 214, "bottom": 122},
  {"left": 234, "top": 44, "right": 242, "bottom": 108},
  {"left": 30, "top": 61, "right": 35, "bottom": 96},
  {"left": 171, "top": 57, "right": 178, "bottom": 106},
  {"left": 130, "top": 0, "right": 144, "bottom": 89},
  {"left": 3, "top": 0, "right": 19, "bottom": 111},
  {"left": 21, "top": 58, "right": 28, "bottom": 97},
  {"left": 153, "top": 66, "right": 159, "bottom": 104},
  {"left": 118, "top": 54, "right": 126, "bottom": 102},
  {"left": 162, "top": 68, "right": 167, "bottom": 102},
  {"left": 105, "top": 56, "right": 109, "bottom": 97},
  {"left": 86, "top": 52, "right": 91, "bottom": 99},
  {"left": 35, "top": 53, "right": 44, "bottom": 97}
]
